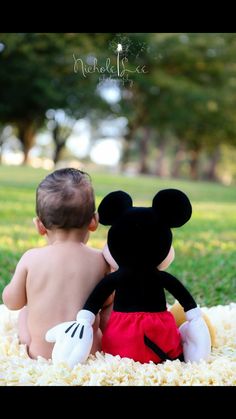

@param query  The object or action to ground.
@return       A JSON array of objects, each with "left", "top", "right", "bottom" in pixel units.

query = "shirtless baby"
[{"left": 2, "top": 168, "right": 109, "bottom": 360}]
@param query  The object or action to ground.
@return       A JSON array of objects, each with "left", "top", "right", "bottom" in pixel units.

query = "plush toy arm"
[
  {"left": 179, "top": 307, "right": 211, "bottom": 362},
  {"left": 161, "top": 271, "right": 197, "bottom": 312},
  {"left": 83, "top": 271, "right": 118, "bottom": 313},
  {"left": 46, "top": 273, "right": 118, "bottom": 368},
  {"left": 161, "top": 272, "right": 211, "bottom": 362},
  {"left": 45, "top": 310, "right": 95, "bottom": 368}
]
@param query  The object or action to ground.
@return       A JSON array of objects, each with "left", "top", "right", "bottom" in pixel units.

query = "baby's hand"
[{"left": 45, "top": 310, "right": 95, "bottom": 368}]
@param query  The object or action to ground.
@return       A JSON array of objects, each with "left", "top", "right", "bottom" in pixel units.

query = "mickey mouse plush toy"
[{"left": 46, "top": 189, "right": 211, "bottom": 368}]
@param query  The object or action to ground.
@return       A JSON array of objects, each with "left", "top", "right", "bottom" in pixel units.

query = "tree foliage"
[
  {"left": 0, "top": 33, "right": 112, "bottom": 161},
  {"left": 115, "top": 33, "right": 236, "bottom": 177},
  {"left": 1, "top": 33, "right": 236, "bottom": 180}
]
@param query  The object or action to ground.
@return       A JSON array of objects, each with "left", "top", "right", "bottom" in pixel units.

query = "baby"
[{"left": 2, "top": 168, "right": 110, "bottom": 360}]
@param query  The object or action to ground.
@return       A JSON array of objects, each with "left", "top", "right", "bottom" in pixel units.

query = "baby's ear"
[
  {"left": 88, "top": 213, "right": 99, "bottom": 232},
  {"left": 33, "top": 217, "right": 47, "bottom": 235},
  {"left": 98, "top": 191, "right": 133, "bottom": 225},
  {"left": 152, "top": 189, "right": 192, "bottom": 227}
]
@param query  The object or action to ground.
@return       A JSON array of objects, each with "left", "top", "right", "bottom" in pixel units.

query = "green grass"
[{"left": 0, "top": 165, "right": 236, "bottom": 307}]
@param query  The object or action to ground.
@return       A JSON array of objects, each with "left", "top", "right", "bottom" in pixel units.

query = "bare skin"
[{"left": 2, "top": 217, "right": 110, "bottom": 360}]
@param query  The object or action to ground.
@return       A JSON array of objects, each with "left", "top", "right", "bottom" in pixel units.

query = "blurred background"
[
  {"left": 1, "top": 33, "right": 236, "bottom": 184},
  {"left": 0, "top": 33, "right": 236, "bottom": 306}
]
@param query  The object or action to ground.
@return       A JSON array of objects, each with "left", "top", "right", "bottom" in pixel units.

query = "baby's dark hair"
[{"left": 36, "top": 168, "right": 95, "bottom": 230}]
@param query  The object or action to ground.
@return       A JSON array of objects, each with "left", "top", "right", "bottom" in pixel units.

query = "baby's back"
[{"left": 25, "top": 243, "right": 108, "bottom": 358}]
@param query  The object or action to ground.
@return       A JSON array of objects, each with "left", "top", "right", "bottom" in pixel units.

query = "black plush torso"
[
  {"left": 84, "top": 267, "right": 197, "bottom": 315},
  {"left": 113, "top": 268, "right": 167, "bottom": 312}
]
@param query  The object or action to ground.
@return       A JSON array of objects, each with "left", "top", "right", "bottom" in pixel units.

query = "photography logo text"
[{"left": 73, "top": 43, "right": 148, "bottom": 87}]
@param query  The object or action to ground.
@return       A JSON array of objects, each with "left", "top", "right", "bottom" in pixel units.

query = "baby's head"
[{"left": 35, "top": 168, "right": 97, "bottom": 234}]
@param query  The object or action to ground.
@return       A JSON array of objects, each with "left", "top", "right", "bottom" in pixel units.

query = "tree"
[
  {"left": 0, "top": 33, "right": 114, "bottom": 163},
  {"left": 116, "top": 33, "right": 236, "bottom": 179}
]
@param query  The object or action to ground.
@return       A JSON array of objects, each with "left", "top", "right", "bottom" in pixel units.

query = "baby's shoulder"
[
  {"left": 86, "top": 246, "right": 103, "bottom": 257},
  {"left": 21, "top": 247, "right": 40, "bottom": 259},
  {"left": 86, "top": 246, "right": 110, "bottom": 273},
  {"left": 20, "top": 246, "right": 48, "bottom": 264},
  {"left": 86, "top": 246, "right": 108, "bottom": 264}
]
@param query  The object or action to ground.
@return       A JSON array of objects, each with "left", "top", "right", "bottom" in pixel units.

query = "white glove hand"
[
  {"left": 179, "top": 307, "right": 211, "bottom": 363},
  {"left": 45, "top": 310, "right": 95, "bottom": 368},
  {"left": 102, "top": 243, "right": 119, "bottom": 270}
]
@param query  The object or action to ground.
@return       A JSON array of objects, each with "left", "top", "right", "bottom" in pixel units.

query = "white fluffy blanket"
[{"left": 0, "top": 304, "right": 235, "bottom": 386}]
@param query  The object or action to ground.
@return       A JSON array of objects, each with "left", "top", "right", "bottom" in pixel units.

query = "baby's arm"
[
  {"left": 99, "top": 244, "right": 116, "bottom": 330},
  {"left": 99, "top": 292, "right": 115, "bottom": 332},
  {"left": 2, "top": 252, "right": 28, "bottom": 310},
  {"left": 102, "top": 243, "right": 118, "bottom": 272}
]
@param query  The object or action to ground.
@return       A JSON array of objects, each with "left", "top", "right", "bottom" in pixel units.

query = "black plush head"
[{"left": 98, "top": 189, "right": 192, "bottom": 268}]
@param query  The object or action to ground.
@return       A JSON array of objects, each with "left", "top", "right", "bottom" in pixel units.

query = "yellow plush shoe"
[{"left": 170, "top": 301, "right": 216, "bottom": 347}]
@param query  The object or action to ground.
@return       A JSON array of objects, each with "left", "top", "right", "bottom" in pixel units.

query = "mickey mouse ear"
[
  {"left": 98, "top": 191, "right": 133, "bottom": 225},
  {"left": 152, "top": 189, "right": 192, "bottom": 227}
]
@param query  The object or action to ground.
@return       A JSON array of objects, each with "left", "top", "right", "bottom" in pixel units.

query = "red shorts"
[{"left": 102, "top": 310, "right": 183, "bottom": 364}]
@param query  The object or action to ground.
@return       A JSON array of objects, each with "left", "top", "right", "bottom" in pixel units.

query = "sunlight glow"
[
  {"left": 90, "top": 139, "right": 121, "bottom": 166},
  {"left": 66, "top": 134, "right": 90, "bottom": 158}
]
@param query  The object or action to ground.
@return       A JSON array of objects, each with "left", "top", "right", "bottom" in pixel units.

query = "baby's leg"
[
  {"left": 91, "top": 328, "right": 102, "bottom": 354},
  {"left": 91, "top": 313, "right": 102, "bottom": 354},
  {"left": 18, "top": 311, "right": 53, "bottom": 360},
  {"left": 99, "top": 293, "right": 114, "bottom": 332},
  {"left": 18, "top": 306, "right": 31, "bottom": 347},
  {"left": 100, "top": 303, "right": 113, "bottom": 332},
  {"left": 28, "top": 340, "right": 54, "bottom": 360}
]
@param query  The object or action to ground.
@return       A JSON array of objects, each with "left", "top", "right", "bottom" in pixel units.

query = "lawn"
[{"left": 0, "top": 165, "right": 235, "bottom": 307}]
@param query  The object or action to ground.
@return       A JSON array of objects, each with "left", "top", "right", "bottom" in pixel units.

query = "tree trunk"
[
  {"left": 0, "top": 129, "right": 3, "bottom": 164},
  {"left": 189, "top": 149, "right": 201, "bottom": 180},
  {"left": 172, "top": 144, "right": 186, "bottom": 178},
  {"left": 17, "top": 120, "right": 37, "bottom": 164},
  {"left": 154, "top": 138, "right": 166, "bottom": 177},
  {"left": 204, "top": 147, "right": 220, "bottom": 181},
  {"left": 0, "top": 141, "right": 3, "bottom": 164},
  {"left": 139, "top": 127, "right": 150, "bottom": 174},
  {"left": 53, "top": 142, "right": 65, "bottom": 164},
  {"left": 120, "top": 136, "right": 132, "bottom": 172},
  {"left": 52, "top": 121, "right": 73, "bottom": 165},
  {"left": 120, "top": 120, "right": 139, "bottom": 173}
]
